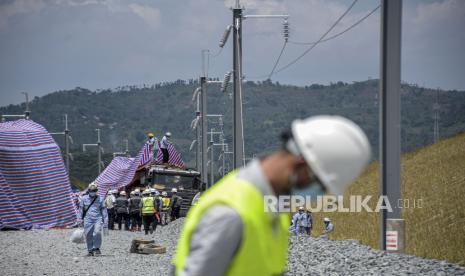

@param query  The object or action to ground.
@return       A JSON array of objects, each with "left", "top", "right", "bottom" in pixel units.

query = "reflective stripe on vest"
[
  {"left": 173, "top": 172, "right": 289, "bottom": 276},
  {"left": 141, "top": 197, "right": 155, "bottom": 214}
]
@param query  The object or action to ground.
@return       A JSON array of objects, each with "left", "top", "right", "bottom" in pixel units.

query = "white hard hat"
[
  {"left": 149, "top": 188, "right": 156, "bottom": 193},
  {"left": 135, "top": 189, "right": 140, "bottom": 193},
  {"left": 291, "top": 116, "right": 371, "bottom": 196},
  {"left": 324, "top": 217, "right": 331, "bottom": 222},
  {"left": 120, "top": 191, "right": 126, "bottom": 196},
  {"left": 171, "top": 188, "right": 177, "bottom": 193},
  {"left": 88, "top": 182, "right": 97, "bottom": 191},
  {"left": 165, "top": 132, "right": 172, "bottom": 137},
  {"left": 142, "top": 189, "right": 150, "bottom": 195},
  {"left": 111, "top": 189, "right": 118, "bottom": 194},
  {"left": 162, "top": 191, "right": 168, "bottom": 196},
  {"left": 298, "top": 206, "right": 304, "bottom": 211},
  {"left": 130, "top": 191, "right": 135, "bottom": 195}
]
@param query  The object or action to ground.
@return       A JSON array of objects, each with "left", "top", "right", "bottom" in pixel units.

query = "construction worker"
[
  {"left": 140, "top": 189, "right": 156, "bottom": 235},
  {"left": 172, "top": 115, "right": 371, "bottom": 275},
  {"left": 321, "top": 217, "right": 334, "bottom": 237},
  {"left": 129, "top": 189, "right": 142, "bottom": 231},
  {"left": 115, "top": 191, "right": 129, "bottom": 231},
  {"left": 303, "top": 209, "right": 313, "bottom": 235},
  {"left": 79, "top": 183, "right": 108, "bottom": 257},
  {"left": 104, "top": 190, "right": 116, "bottom": 230},
  {"left": 290, "top": 206, "right": 306, "bottom": 235},
  {"left": 160, "top": 132, "right": 171, "bottom": 164},
  {"left": 147, "top": 132, "right": 159, "bottom": 158},
  {"left": 150, "top": 188, "right": 162, "bottom": 232},
  {"left": 169, "top": 188, "right": 182, "bottom": 221},
  {"left": 161, "top": 191, "right": 171, "bottom": 225}
]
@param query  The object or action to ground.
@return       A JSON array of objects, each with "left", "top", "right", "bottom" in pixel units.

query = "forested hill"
[{"left": 1, "top": 79, "right": 465, "bottom": 185}]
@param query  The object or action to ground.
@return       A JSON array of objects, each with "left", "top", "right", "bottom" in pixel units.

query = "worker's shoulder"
[{"left": 197, "top": 204, "right": 242, "bottom": 232}]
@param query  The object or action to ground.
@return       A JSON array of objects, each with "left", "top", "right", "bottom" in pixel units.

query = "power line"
[
  {"left": 272, "top": 0, "right": 358, "bottom": 76},
  {"left": 268, "top": 41, "right": 288, "bottom": 79},
  {"left": 289, "top": 5, "right": 380, "bottom": 46}
]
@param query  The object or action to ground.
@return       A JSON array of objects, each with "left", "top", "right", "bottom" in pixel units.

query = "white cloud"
[
  {"left": 0, "top": 0, "right": 46, "bottom": 30},
  {"left": 128, "top": 3, "right": 161, "bottom": 30}
]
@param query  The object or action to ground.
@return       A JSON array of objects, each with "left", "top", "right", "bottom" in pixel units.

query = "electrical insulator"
[
  {"left": 283, "top": 19, "right": 289, "bottom": 42},
  {"left": 219, "top": 25, "right": 233, "bottom": 48},
  {"left": 221, "top": 71, "right": 232, "bottom": 93}
]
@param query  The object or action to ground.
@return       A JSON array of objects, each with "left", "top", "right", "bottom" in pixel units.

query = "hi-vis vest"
[
  {"left": 141, "top": 197, "right": 155, "bottom": 214},
  {"left": 173, "top": 173, "right": 290, "bottom": 276},
  {"left": 162, "top": 197, "right": 170, "bottom": 211}
]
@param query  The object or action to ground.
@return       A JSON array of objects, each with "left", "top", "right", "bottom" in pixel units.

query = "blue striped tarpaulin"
[
  {"left": 0, "top": 119, "right": 77, "bottom": 230},
  {"left": 95, "top": 153, "right": 141, "bottom": 197},
  {"left": 95, "top": 142, "right": 186, "bottom": 195},
  {"left": 156, "top": 141, "right": 185, "bottom": 168}
]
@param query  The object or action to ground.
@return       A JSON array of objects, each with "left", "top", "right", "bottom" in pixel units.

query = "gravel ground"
[
  {"left": 0, "top": 219, "right": 183, "bottom": 276},
  {"left": 1, "top": 219, "right": 464, "bottom": 275},
  {"left": 287, "top": 235, "right": 465, "bottom": 275}
]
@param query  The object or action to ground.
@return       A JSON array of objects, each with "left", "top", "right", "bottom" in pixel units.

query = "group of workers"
[
  {"left": 104, "top": 187, "right": 183, "bottom": 233},
  {"left": 147, "top": 132, "right": 172, "bottom": 164},
  {"left": 78, "top": 115, "right": 371, "bottom": 275},
  {"left": 79, "top": 184, "right": 183, "bottom": 256},
  {"left": 290, "top": 206, "right": 334, "bottom": 237}
]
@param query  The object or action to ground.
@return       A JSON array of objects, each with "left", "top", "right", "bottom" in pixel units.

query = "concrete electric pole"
[
  {"left": 83, "top": 128, "right": 104, "bottom": 176},
  {"left": 379, "top": 0, "right": 404, "bottom": 253}
]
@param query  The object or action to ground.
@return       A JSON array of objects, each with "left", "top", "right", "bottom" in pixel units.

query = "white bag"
[{"left": 70, "top": 228, "right": 85, "bottom": 244}]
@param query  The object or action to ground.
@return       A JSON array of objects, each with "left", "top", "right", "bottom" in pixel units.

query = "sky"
[{"left": 0, "top": 0, "right": 464, "bottom": 105}]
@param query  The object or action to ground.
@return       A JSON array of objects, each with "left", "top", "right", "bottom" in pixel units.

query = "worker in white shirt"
[
  {"left": 160, "top": 132, "right": 171, "bottom": 164},
  {"left": 321, "top": 217, "right": 334, "bottom": 238}
]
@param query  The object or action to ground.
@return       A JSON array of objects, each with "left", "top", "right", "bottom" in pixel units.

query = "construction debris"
[{"left": 130, "top": 238, "right": 166, "bottom": 255}]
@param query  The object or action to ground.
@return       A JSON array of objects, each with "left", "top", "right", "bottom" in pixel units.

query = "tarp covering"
[
  {"left": 95, "top": 155, "right": 140, "bottom": 197},
  {"left": 0, "top": 119, "right": 76, "bottom": 230},
  {"left": 95, "top": 142, "right": 185, "bottom": 195},
  {"left": 156, "top": 141, "right": 185, "bottom": 168}
]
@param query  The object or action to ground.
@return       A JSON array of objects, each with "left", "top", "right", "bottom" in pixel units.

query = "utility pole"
[
  {"left": 50, "top": 114, "right": 72, "bottom": 173},
  {"left": 433, "top": 88, "right": 440, "bottom": 143},
  {"left": 209, "top": 130, "right": 214, "bottom": 187},
  {"left": 232, "top": 4, "right": 245, "bottom": 169},
  {"left": 219, "top": 2, "right": 288, "bottom": 169},
  {"left": 113, "top": 139, "right": 129, "bottom": 158},
  {"left": 1, "top": 92, "right": 31, "bottom": 122},
  {"left": 83, "top": 128, "right": 104, "bottom": 175},
  {"left": 207, "top": 129, "right": 223, "bottom": 186},
  {"left": 379, "top": 0, "right": 404, "bottom": 253},
  {"left": 200, "top": 77, "right": 208, "bottom": 187}
]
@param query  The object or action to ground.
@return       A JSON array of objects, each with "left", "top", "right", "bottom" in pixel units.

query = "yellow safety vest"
[
  {"left": 173, "top": 173, "right": 289, "bottom": 276},
  {"left": 141, "top": 197, "right": 155, "bottom": 215},
  {"left": 162, "top": 197, "right": 170, "bottom": 210}
]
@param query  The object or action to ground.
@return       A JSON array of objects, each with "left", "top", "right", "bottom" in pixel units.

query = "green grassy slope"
[{"left": 311, "top": 132, "right": 465, "bottom": 265}]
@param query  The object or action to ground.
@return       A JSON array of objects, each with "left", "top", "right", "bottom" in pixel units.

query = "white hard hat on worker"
[{"left": 288, "top": 115, "right": 371, "bottom": 195}]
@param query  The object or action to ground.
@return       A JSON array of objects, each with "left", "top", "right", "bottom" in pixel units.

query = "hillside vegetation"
[
  {"left": 1, "top": 79, "right": 465, "bottom": 184},
  {"left": 311, "top": 132, "right": 465, "bottom": 265}
]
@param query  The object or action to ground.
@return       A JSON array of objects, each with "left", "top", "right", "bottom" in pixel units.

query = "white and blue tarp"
[{"left": 0, "top": 119, "right": 76, "bottom": 230}]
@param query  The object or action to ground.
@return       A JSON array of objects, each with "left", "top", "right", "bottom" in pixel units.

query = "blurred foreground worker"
[
  {"left": 115, "top": 191, "right": 129, "bottom": 231},
  {"left": 172, "top": 115, "right": 371, "bottom": 275},
  {"left": 290, "top": 206, "right": 306, "bottom": 235},
  {"left": 303, "top": 209, "right": 313, "bottom": 235},
  {"left": 321, "top": 217, "right": 334, "bottom": 237},
  {"left": 79, "top": 183, "right": 108, "bottom": 257},
  {"left": 104, "top": 190, "right": 117, "bottom": 230},
  {"left": 129, "top": 190, "right": 142, "bottom": 231},
  {"left": 141, "top": 189, "right": 156, "bottom": 235},
  {"left": 161, "top": 132, "right": 171, "bottom": 163},
  {"left": 161, "top": 191, "right": 171, "bottom": 225},
  {"left": 170, "top": 188, "right": 183, "bottom": 221}
]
